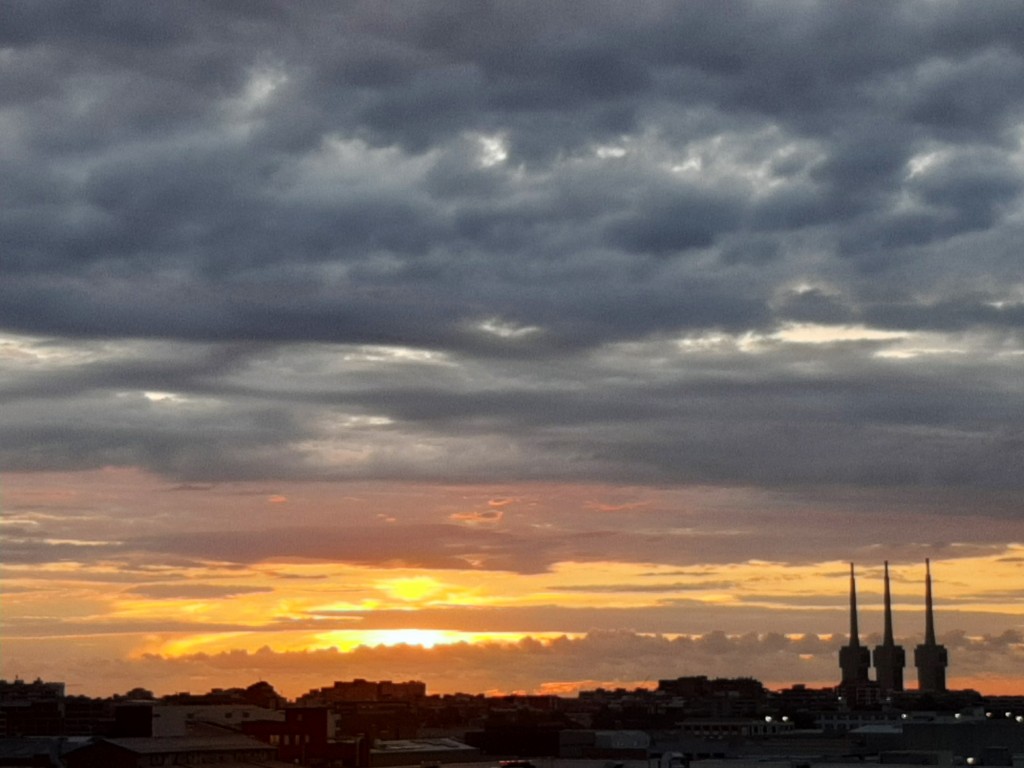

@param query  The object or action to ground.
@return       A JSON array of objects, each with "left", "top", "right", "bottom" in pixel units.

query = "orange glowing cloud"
[
  {"left": 585, "top": 500, "right": 651, "bottom": 512},
  {"left": 2, "top": 470, "right": 1023, "bottom": 699}
]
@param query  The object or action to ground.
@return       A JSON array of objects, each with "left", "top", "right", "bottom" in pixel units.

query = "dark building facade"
[{"left": 242, "top": 706, "right": 369, "bottom": 765}]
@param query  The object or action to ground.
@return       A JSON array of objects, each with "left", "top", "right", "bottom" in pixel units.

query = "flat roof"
[
  {"left": 101, "top": 735, "right": 275, "bottom": 754},
  {"left": 372, "top": 738, "right": 478, "bottom": 754}
]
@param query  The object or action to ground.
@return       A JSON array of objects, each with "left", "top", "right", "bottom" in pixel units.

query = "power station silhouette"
[{"left": 839, "top": 559, "right": 948, "bottom": 697}]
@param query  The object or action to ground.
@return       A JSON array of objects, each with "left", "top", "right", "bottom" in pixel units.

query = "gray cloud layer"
[{"left": 2, "top": 1, "right": 1023, "bottom": 497}]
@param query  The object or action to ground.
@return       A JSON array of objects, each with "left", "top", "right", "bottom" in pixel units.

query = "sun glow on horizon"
[
  {"left": 3, "top": 468, "right": 1022, "bottom": 697},
  {"left": 312, "top": 628, "right": 561, "bottom": 651},
  {"left": 140, "top": 628, "right": 579, "bottom": 659}
]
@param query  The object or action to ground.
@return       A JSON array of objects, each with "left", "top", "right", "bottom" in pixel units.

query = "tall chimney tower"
[
  {"left": 839, "top": 563, "right": 871, "bottom": 686},
  {"left": 913, "top": 558, "right": 948, "bottom": 692},
  {"left": 873, "top": 561, "right": 906, "bottom": 692}
]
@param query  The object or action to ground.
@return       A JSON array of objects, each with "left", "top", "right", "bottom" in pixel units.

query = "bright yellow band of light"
[{"left": 145, "top": 629, "right": 579, "bottom": 658}]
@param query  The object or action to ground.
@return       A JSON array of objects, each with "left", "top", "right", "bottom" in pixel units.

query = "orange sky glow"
[{"left": 2, "top": 469, "right": 1022, "bottom": 699}]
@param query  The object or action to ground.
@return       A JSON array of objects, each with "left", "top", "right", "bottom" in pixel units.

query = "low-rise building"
[{"left": 63, "top": 734, "right": 279, "bottom": 768}]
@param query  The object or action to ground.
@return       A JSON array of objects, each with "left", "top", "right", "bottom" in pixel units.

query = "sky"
[{"left": 1, "top": 1, "right": 1023, "bottom": 700}]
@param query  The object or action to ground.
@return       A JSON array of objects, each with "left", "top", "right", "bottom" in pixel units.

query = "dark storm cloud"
[
  {"left": 1, "top": 332, "right": 1022, "bottom": 491},
  {"left": 2, "top": 0, "right": 1024, "bottom": 496}
]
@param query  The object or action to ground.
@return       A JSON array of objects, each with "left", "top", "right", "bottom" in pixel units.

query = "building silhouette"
[
  {"left": 839, "top": 560, "right": 949, "bottom": 695},
  {"left": 914, "top": 558, "right": 949, "bottom": 692},
  {"left": 872, "top": 561, "right": 906, "bottom": 693},
  {"left": 838, "top": 563, "right": 871, "bottom": 688}
]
